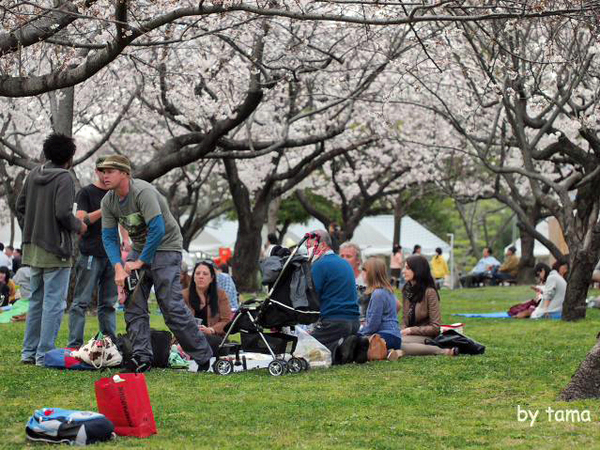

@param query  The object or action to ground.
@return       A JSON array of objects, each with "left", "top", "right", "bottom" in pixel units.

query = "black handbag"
[{"left": 425, "top": 329, "right": 486, "bottom": 355}]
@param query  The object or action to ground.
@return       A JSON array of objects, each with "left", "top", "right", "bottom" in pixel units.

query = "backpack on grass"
[
  {"left": 117, "top": 329, "right": 172, "bottom": 368},
  {"left": 26, "top": 408, "right": 114, "bottom": 445}
]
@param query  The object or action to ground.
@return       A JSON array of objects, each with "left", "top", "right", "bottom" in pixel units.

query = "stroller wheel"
[
  {"left": 268, "top": 359, "right": 288, "bottom": 377},
  {"left": 213, "top": 359, "right": 234, "bottom": 376},
  {"left": 299, "top": 357, "right": 310, "bottom": 371},
  {"left": 288, "top": 357, "right": 304, "bottom": 374}
]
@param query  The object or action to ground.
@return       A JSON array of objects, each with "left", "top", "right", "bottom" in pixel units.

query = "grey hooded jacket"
[{"left": 16, "top": 163, "right": 82, "bottom": 259}]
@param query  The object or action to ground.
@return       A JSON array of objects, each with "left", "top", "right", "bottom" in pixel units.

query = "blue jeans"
[
  {"left": 22, "top": 267, "right": 71, "bottom": 365},
  {"left": 68, "top": 255, "right": 117, "bottom": 347}
]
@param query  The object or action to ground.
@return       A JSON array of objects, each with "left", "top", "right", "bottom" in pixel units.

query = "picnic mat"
[
  {"left": 452, "top": 312, "right": 511, "bottom": 318},
  {"left": 453, "top": 311, "right": 561, "bottom": 319},
  {"left": 0, "top": 299, "right": 29, "bottom": 323}
]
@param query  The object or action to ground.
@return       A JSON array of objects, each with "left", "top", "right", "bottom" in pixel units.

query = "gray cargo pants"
[{"left": 126, "top": 251, "right": 212, "bottom": 364}]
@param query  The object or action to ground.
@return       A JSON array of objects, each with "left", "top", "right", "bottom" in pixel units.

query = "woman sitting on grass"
[
  {"left": 401, "top": 255, "right": 456, "bottom": 356},
  {"left": 183, "top": 261, "right": 232, "bottom": 355},
  {"left": 530, "top": 258, "right": 568, "bottom": 319},
  {"left": 358, "top": 257, "right": 403, "bottom": 360}
]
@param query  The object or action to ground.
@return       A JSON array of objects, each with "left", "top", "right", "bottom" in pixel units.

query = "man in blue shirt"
[
  {"left": 460, "top": 247, "right": 501, "bottom": 288},
  {"left": 307, "top": 230, "right": 360, "bottom": 352}
]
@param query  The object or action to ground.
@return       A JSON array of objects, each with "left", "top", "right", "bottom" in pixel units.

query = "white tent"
[
  {"left": 504, "top": 220, "right": 551, "bottom": 258},
  {"left": 356, "top": 215, "right": 450, "bottom": 257},
  {"left": 188, "top": 214, "right": 450, "bottom": 258},
  {"left": 0, "top": 213, "right": 450, "bottom": 260}
]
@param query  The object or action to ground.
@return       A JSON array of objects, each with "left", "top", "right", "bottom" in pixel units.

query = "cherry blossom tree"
[
  {"left": 406, "top": 16, "right": 600, "bottom": 320},
  {"left": 1, "top": 1, "right": 593, "bottom": 97}
]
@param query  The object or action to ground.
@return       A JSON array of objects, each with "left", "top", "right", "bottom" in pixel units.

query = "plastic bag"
[
  {"left": 293, "top": 327, "right": 331, "bottom": 369},
  {"left": 169, "top": 345, "right": 190, "bottom": 369}
]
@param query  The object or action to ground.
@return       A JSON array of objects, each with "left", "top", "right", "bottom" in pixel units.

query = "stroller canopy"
[{"left": 259, "top": 247, "right": 320, "bottom": 327}]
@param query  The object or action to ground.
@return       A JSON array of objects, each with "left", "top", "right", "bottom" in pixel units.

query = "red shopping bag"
[{"left": 94, "top": 373, "right": 157, "bottom": 438}]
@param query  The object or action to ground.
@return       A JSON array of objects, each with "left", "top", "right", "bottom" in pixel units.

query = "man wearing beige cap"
[
  {"left": 98, "top": 155, "right": 213, "bottom": 372},
  {"left": 68, "top": 156, "right": 117, "bottom": 348}
]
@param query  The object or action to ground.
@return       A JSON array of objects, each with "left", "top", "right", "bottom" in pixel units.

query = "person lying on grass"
[
  {"left": 401, "top": 255, "right": 457, "bottom": 356},
  {"left": 358, "top": 257, "right": 403, "bottom": 361}
]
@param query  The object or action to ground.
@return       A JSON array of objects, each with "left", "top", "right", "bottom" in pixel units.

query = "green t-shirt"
[
  {"left": 22, "top": 243, "right": 72, "bottom": 268},
  {"left": 101, "top": 178, "right": 182, "bottom": 253}
]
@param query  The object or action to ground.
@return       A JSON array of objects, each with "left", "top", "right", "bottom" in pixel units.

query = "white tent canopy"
[
  {"left": 1, "top": 214, "right": 450, "bottom": 259},
  {"left": 188, "top": 214, "right": 450, "bottom": 258},
  {"left": 504, "top": 219, "right": 550, "bottom": 258}
]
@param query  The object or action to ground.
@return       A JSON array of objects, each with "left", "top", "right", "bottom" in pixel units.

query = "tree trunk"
[
  {"left": 393, "top": 195, "right": 403, "bottom": 248},
  {"left": 516, "top": 223, "right": 536, "bottom": 284},
  {"left": 455, "top": 201, "right": 479, "bottom": 259},
  {"left": 267, "top": 196, "right": 281, "bottom": 235},
  {"left": 49, "top": 87, "right": 74, "bottom": 136},
  {"left": 560, "top": 334, "right": 600, "bottom": 400},
  {"left": 231, "top": 205, "right": 267, "bottom": 292},
  {"left": 9, "top": 211, "right": 15, "bottom": 246},
  {"left": 562, "top": 249, "right": 597, "bottom": 321},
  {"left": 340, "top": 218, "right": 361, "bottom": 243},
  {"left": 224, "top": 157, "right": 269, "bottom": 292},
  {"left": 277, "top": 219, "right": 291, "bottom": 245}
]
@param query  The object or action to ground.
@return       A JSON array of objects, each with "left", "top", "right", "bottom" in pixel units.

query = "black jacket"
[{"left": 16, "top": 163, "right": 82, "bottom": 259}]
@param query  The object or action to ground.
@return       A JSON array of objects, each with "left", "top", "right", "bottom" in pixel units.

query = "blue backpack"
[{"left": 26, "top": 408, "right": 114, "bottom": 445}]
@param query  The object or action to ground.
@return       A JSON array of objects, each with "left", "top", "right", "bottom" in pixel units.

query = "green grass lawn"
[{"left": 1, "top": 286, "right": 599, "bottom": 449}]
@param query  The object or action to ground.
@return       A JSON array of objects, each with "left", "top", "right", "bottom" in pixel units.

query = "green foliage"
[
  {"left": 405, "top": 194, "right": 455, "bottom": 238},
  {"left": 445, "top": 199, "right": 516, "bottom": 273},
  {"left": 1, "top": 287, "right": 599, "bottom": 449},
  {"left": 295, "top": 190, "right": 342, "bottom": 224},
  {"left": 278, "top": 196, "right": 313, "bottom": 225}
]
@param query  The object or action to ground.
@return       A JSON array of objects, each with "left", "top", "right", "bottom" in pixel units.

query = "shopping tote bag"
[{"left": 94, "top": 373, "right": 157, "bottom": 438}]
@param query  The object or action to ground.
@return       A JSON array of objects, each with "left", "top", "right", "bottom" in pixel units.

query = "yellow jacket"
[{"left": 431, "top": 255, "right": 449, "bottom": 279}]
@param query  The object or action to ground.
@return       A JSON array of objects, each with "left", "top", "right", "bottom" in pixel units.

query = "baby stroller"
[{"left": 212, "top": 233, "right": 321, "bottom": 376}]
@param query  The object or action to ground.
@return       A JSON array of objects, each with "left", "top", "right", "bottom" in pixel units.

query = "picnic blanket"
[
  {"left": 453, "top": 312, "right": 511, "bottom": 318},
  {"left": 0, "top": 299, "right": 29, "bottom": 323},
  {"left": 453, "top": 311, "right": 561, "bottom": 319}
]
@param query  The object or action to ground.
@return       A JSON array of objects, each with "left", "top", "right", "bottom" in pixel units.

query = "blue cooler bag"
[{"left": 26, "top": 408, "right": 114, "bottom": 445}]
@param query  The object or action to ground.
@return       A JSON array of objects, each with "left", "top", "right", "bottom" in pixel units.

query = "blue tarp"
[{"left": 453, "top": 311, "right": 561, "bottom": 319}]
